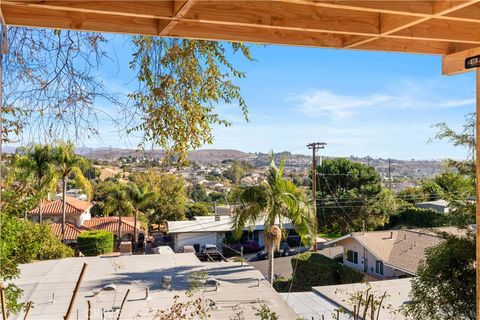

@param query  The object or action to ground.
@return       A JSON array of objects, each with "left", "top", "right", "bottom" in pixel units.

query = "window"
[
  {"left": 346, "top": 250, "right": 358, "bottom": 264},
  {"left": 375, "top": 260, "right": 384, "bottom": 275}
]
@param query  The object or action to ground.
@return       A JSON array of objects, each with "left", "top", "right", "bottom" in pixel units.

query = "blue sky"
[{"left": 16, "top": 34, "right": 477, "bottom": 160}]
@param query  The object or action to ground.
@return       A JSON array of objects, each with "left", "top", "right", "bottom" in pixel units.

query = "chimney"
[{"left": 215, "top": 215, "right": 221, "bottom": 222}]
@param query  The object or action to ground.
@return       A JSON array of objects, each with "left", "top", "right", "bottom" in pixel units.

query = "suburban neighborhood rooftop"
[{"left": 13, "top": 254, "right": 298, "bottom": 319}]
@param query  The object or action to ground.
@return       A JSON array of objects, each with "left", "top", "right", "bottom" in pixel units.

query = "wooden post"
[
  {"left": 87, "top": 300, "right": 91, "bottom": 320},
  {"left": 476, "top": 67, "right": 480, "bottom": 320},
  {"left": 23, "top": 301, "right": 32, "bottom": 320},
  {"left": 64, "top": 263, "right": 88, "bottom": 320},
  {"left": 115, "top": 289, "right": 130, "bottom": 320},
  {"left": 0, "top": 283, "right": 7, "bottom": 320}
]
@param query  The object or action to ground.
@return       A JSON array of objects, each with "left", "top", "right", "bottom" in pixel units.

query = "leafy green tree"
[
  {"left": 15, "top": 144, "right": 57, "bottom": 222},
  {"left": 54, "top": 142, "right": 92, "bottom": 241},
  {"left": 433, "top": 171, "right": 474, "bottom": 199},
  {"left": 185, "top": 203, "right": 212, "bottom": 220},
  {"left": 404, "top": 232, "right": 475, "bottom": 320},
  {"left": 396, "top": 187, "right": 428, "bottom": 204},
  {"left": 104, "top": 184, "right": 134, "bottom": 247},
  {"left": 1, "top": 213, "right": 74, "bottom": 315},
  {"left": 316, "top": 158, "right": 396, "bottom": 233},
  {"left": 125, "top": 183, "right": 154, "bottom": 249},
  {"left": 132, "top": 170, "right": 187, "bottom": 227},
  {"left": 232, "top": 154, "right": 315, "bottom": 285},
  {"left": 223, "top": 161, "right": 249, "bottom": 183},
  {"left": 404, "top": 113, "right": 476, "bottom": 318},
  {"left": 189, "top": 183, "right": 210, "bottom": 203}
]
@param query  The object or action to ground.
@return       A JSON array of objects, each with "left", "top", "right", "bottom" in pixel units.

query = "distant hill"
[{"left": 76, "top": 147, "right": 252, "bottom": 163}]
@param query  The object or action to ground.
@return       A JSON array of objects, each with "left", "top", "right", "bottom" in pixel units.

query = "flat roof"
[
  {"left": 13, "top": 254, "right": 298, "bottom": 319},
  {"left": 280, "top": 291, "right": 350, "bottom": 320},
  {"left": 313, "top": 278, "right": 413, "bottom": 320}
]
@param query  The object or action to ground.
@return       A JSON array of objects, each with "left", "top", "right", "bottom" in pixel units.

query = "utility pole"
[
  {"left": 388, "top": 158, "right": 392, "bottom": 190},
  {"left": 307, "top": 142, "right": 326, "bottom": 251}
]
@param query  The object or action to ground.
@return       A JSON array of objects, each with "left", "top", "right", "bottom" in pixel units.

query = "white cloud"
[{"left": 292, "top": 83, "right": 474, "bottom": 120}]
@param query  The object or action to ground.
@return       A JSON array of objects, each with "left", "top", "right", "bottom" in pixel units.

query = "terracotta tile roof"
[
  {"left": 50, "top": 223, "right": 90, "bottom": 241},
  {"left": 83, "top": 217, "right": 143, "bottom": 234},
  {"left": 29, "top": 196, "right": 91, "bottom": 216}
]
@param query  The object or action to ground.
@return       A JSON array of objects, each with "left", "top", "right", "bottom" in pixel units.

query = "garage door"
[{"left": 176, "top": 232, "right": 217, "bottom": 248}]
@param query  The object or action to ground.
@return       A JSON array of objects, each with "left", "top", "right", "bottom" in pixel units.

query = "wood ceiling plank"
[
  {"left": 3, "top": 3, "right": 159, "bottom": 35},
  {"left": 185, "top": 1, "right": 380, "bottom": 35},
  {"left": 442, "top": 46, "right": 480, "bottom": 75},
  {"left": 4, "top": 0, "right": 173, "bottom": 19},
  {"left": 394, "top": 19, "right": 480, "bottom": 43},
  {"left": 354, "top": 37, "right": 477, "bottom": 55}
]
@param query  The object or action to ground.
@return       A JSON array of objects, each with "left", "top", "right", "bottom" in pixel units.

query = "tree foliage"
[
  {"left": 404, "top": 232, "right": 475, "bottom": 320},
  {"left": 5, "top": 28, "right": 252, "bottom": 160},
  {"left": 316, "top": 158, "right": 397, "bottom": 233},
  {"left": 131, "top": 170, "right": 188, "bottom": 226},
  {"left": 128, "top": 38, "right": 252, "bottom": 162},
  {"left": 232, "top": 153, "right": 316, "bottom": 284},
  {"left": 185, "top": 203, "right": 212, "bottom": 220}
]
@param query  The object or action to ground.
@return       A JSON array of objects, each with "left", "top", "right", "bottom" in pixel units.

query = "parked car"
[
  {"left": 255, "top": 243, "right": 296, "bottom": 260},
  {"left": 202, "top": 244, "right": 218, "bottom": 253},
  {"left": 180, "top": 245, "right": 196, "bottom": 253}
]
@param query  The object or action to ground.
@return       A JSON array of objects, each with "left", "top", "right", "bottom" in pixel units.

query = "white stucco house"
[
  {"left": 167, "top": 211, "right": 293, "bottom": 252},
  {"left": 324, "top": 227, "right": 464, "bottom": 278}
]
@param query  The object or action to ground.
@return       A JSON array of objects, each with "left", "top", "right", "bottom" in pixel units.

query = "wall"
[
  {"left": 175, "top": 232, "right": 217, "bottom": 252},
  {"left": 339, "top": 238, "right": 407, "bottom": 279}
]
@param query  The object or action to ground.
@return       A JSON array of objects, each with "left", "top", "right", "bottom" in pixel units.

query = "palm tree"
[
  {"left": 232, "top": 153, "right": 316, "bottom": 285},
  {"left": 16, "top": 144, "right": 57, "bottom": 222},
  {"left": 104, "top": 185, "right": 134, "bottom": 248},
  {"left": 54, "top": 142, "right": 92, "bottom": 241},
  {"left": 125, "top": 183, "right": 154, "bottom": 250}
]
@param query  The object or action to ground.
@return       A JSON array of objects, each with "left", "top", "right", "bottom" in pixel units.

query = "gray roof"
[
  {"left": 325, "top": 227, "right": 464, "bottom": 275},
  {"left": 313, "top": 278, "right": 413, "bottom": 320},
  {"left": 281, "top": 292, "right": 350, "bottom": 320},
  {"left": 13, "top": 254, "right": 297, "bottom": 319}
]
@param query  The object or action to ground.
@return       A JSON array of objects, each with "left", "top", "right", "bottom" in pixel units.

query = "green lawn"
[{"left": 318, "top": 232, "right": 342, "bottom": 240}]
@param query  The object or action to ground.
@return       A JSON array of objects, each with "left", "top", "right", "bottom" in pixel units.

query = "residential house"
[
  {"left": 324, "top": 227, "right": 463, "bottom": 278},
  {"left": 28, "top": 196, "right": 146, "bottom": 246},
  {"left": 416, "top": 199, "right": 449, "bottom": 213},
  {"left": 167, "top": 208, "right": 293, "bottom": 252}
]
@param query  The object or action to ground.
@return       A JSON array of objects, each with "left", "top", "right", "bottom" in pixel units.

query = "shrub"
[
  {"left": 277, "top": 252, "right": 364, "bottom": 292},
  {"left": 272, "top": 277, "right": 291, "bottom": 292},
  {"left": 77, "top": 231, "right": 114, "bottom": 256},
  {"left": 386, "top": 207, "right": 444, "bottom": 229},
  {"left": 338, "top": 265, "right": 364, "bottom": 284}
]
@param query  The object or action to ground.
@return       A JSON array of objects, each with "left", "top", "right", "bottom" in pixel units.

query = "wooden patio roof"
[{"left": 2, "top": 1, "right": 480, "bottom": 61}]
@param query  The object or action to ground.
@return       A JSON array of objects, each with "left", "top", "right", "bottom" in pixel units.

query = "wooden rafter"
[
  {"left": 159, "top": 0, "right": 197, "bottom": 36},
  {"left": 1, "top": 0, "right": 480, "bottom": 55},
  {"left": 345, "top": 0, "right": 480, "bottom": 48}
]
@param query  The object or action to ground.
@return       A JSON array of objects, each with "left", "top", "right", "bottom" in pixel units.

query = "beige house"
[{"left": 324, "top": 227, "right": 464, "bottom": 278}]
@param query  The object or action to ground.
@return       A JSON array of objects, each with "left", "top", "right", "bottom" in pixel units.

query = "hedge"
[
  {"left": 385, "top": 207, "right": 445, "bottom": 229},
  {"left": 275, "top": 252, "right": 364, "bottom": 292},
  {"left": 77, "top": 231, "right": 114, "bottom": 256}
]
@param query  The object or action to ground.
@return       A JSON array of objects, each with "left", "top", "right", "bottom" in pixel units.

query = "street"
[{"left": 247, "top": 246, "right": 343, "bottom": 278}]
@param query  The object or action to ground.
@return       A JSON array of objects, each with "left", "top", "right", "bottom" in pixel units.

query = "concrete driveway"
[{"left": 247, "top": 246, "right": 343, "bottom": 278}]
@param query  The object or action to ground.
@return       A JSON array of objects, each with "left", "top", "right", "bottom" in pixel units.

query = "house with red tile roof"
[{"left": 29, "top": 197, "right": 146, "bottom": 246}]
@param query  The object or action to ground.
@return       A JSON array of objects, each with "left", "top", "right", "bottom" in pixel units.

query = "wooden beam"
[
  {"left": 3, "top": 1, "right": 480, "bottom": 46},
  {"left": 476, "top": 66, "right": 480, "bottom": 320},
  {"left": 159, "top": 0, "right": 196, "bottom": 36},
  {"left": 345, "top": 0, "right": 480, "bottom": 49},
  {"left": 3, "top": 4, "right": 160, "bottom": 36},
  {"left": 282, "top": 0, "right": 480, "bottom": 23},
  {"left": 443, "top": 47, "right": 480, "bottom": 75}
]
